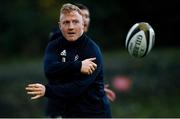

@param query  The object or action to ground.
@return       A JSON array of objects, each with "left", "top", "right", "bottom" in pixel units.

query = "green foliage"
[
  {"left": 0, "top": 0, "right": 62, "bottom": 57},
  {"left": 3, "top": 0, "right": 179, "bottom": 58},
  {"left": 0, "top": 59, "right": 47, "bottom": 117},
  {"left": 0, "top": 48, "right": 180, "bottom": 117}
]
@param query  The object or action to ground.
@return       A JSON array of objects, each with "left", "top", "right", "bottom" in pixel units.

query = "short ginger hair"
[{"left": 60, "top": 3, "right": 83, "bottom": 18}]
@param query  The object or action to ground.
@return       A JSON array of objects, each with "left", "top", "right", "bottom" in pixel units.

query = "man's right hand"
[{"left": 81, "top": 58, "right": 97, "bottom": 75}]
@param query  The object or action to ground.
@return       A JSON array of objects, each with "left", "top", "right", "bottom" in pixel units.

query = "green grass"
[{"left": 0, "top": 48, "right": 180, "bottom": 117}]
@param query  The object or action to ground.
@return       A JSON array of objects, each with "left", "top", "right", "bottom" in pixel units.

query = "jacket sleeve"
[
  {"left": 44, "top": 45, "right": 103, "bottom": 100},
  {"left": 44, "top": 40, "right": 82, "bottom": 79}
]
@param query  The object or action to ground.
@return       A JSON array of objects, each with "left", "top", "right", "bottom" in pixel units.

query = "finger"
[
  {"left": 88, "top": 57, "right": 96, "bottom": 61},
  {"left": 31, "top": 95, "right": 41, "bottom": 100},
  {"left": 27, "top": 91, "right": 41, "bottom": 95},
  {"left": 90, "top": 63, "right": 97, "bottom": 72},
  {"left": 26, "top": 87, "right": 42, "bottom": 91},
  {"left": 26, "top": 85, "right": 42, "bottom": 90},
  {"left": 91, "top": 62, "right": 97, "bottom": 69},
  {"left": 90, "top": 65, "right": 95, "bottom": 72},
  {"left": 28, "top": 83, "right": 41, "bottom": 88},
  {"left": 107, "top": 95, "right": 114, "bottom": 102},
  {"left": 88, "top": 72, "right": 92, "bottom": 75},
  {"left": 89, "top": 68, "right": 93, "bottom": 75},
  {"left": 27, "top": 84, "right": 38, "bottom": 88},
  {"left": 87, "top": 69, "right": 91, "bottom": 75},
  {"left": 105, "top": 89, "right": 116, "bottom": 102}
]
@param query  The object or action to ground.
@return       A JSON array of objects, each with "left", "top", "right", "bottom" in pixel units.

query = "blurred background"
[{"left": 0, "top": 0, "right": 180, "bottom": 117}]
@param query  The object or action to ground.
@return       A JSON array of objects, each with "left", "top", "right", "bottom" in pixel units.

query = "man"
[
  {"left": 48, "top": 3, "right": 90, "bottom": 41},
  {"left": 75, "top": 3, "right": 116, "bottom": 102},
  {"left": 75, "top": 3, "right": 90, "bottom": 33},
  {"left": 26, "top": 3, "right": 111, "bottom": 118},
  {"left": 49, "top": 3, "right": 116, "bottom": 102}
]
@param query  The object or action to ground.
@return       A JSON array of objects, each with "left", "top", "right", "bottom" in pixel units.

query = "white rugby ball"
[{"left": 125, "top": 22, "right": 155, "bottom": 58}]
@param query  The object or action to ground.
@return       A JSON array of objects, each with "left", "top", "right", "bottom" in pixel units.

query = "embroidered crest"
[
  {"left": 60, "top": 50, "right": 66, "bottom": 62},
  {"left": 74, "top": 54, "right": 79, "bottom": 61},
  {"left": 60, "top": 50, "right": 66, "bottom": 56}
]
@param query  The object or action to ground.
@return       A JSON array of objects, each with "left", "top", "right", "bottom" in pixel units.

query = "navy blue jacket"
[{"left": 43, "top": 31, "right": 111, "bottom": 118}]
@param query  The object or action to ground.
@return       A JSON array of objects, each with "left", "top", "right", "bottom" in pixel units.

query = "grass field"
[{"left": 0, "top": 48, "right": 180, "bottom": 117}]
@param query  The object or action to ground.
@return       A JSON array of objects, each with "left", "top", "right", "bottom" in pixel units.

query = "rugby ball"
[{"left": 125, "top": 22, "right": 155, "bottom": 58}]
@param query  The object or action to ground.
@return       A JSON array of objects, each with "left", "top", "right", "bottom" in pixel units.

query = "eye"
[
  {"left": 73, "top": 20, "right": 79, "bottom": 24},
  {"left": 63, "top": 21, "right": 70, "bottom": 25}
]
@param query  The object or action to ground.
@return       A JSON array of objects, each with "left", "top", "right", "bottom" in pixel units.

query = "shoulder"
[
  {"left": 84, "top": 35, "right": 101, "bottom": 53},
  {"left": 83, "top": 35, "right": 104, "bottom": 68},
  {"left": 45, "top": 36, "right": 61, "bottom": 52},
  {"left": 82, "top": 34, "right": 103, "bottom": 61},
  {"left": 48, "top": 27, "right": 62, "bottom": 41}
]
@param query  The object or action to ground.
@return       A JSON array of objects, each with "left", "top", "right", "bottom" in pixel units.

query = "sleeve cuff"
[
  {"left": 44, "top": 84, "right": 52, "bottom": 98},
  {"left": 72, "top": 60, "right": 82, "bottom": 73}
]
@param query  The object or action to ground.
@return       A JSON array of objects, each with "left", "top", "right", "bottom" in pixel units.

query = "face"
[
  {"left": 81, "top": 9, "right": 90, "bottom": 32},
  {"left": 59, "top": 11, "right": 84, "bottom": 42}
]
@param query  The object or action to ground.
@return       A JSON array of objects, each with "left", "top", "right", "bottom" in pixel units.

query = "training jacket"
[{"left": 43, "top": 31, "right": 111, "bottom": 118}]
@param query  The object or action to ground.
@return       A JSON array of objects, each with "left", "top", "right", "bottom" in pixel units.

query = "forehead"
[
  {"left": 81, "top": 9, "right": 89, "bottom": 15},
  {"left": 60, "top": 11, "right": 83, "bottom": 21}
]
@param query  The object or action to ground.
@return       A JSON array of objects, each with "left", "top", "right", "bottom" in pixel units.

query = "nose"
[{"left": 69, "top": 22, "right": 74, "bottom": 29}]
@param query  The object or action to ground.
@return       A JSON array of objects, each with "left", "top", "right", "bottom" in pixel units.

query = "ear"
[
  {"left": 81, "top": 18, "right": 84, "bottom": 28},
  {"left": 58, "top": 22, "right": 61, "bottom": 29},
  {"left": 82, "top": 21, "right": 85, "bottom": 29}
]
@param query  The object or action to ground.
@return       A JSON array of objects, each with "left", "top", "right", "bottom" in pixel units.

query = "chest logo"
[
  {"left": 60, "top": 50, "right": 66, "bottom": 62},
  {"left": 60, "top": 50, "right": 66, "bottom": 56},
  {"left": 74, "top": 54, "right": 79, "bottom": 61}
]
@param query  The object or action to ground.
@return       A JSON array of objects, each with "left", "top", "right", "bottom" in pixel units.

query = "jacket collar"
[{"left": 61, "top": 33, "right": 87, "bottom": 48}]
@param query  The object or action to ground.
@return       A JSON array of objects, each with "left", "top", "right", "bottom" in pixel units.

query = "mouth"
[{"left": 68, "top": 32, "right": 75, "bottom": 35}]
